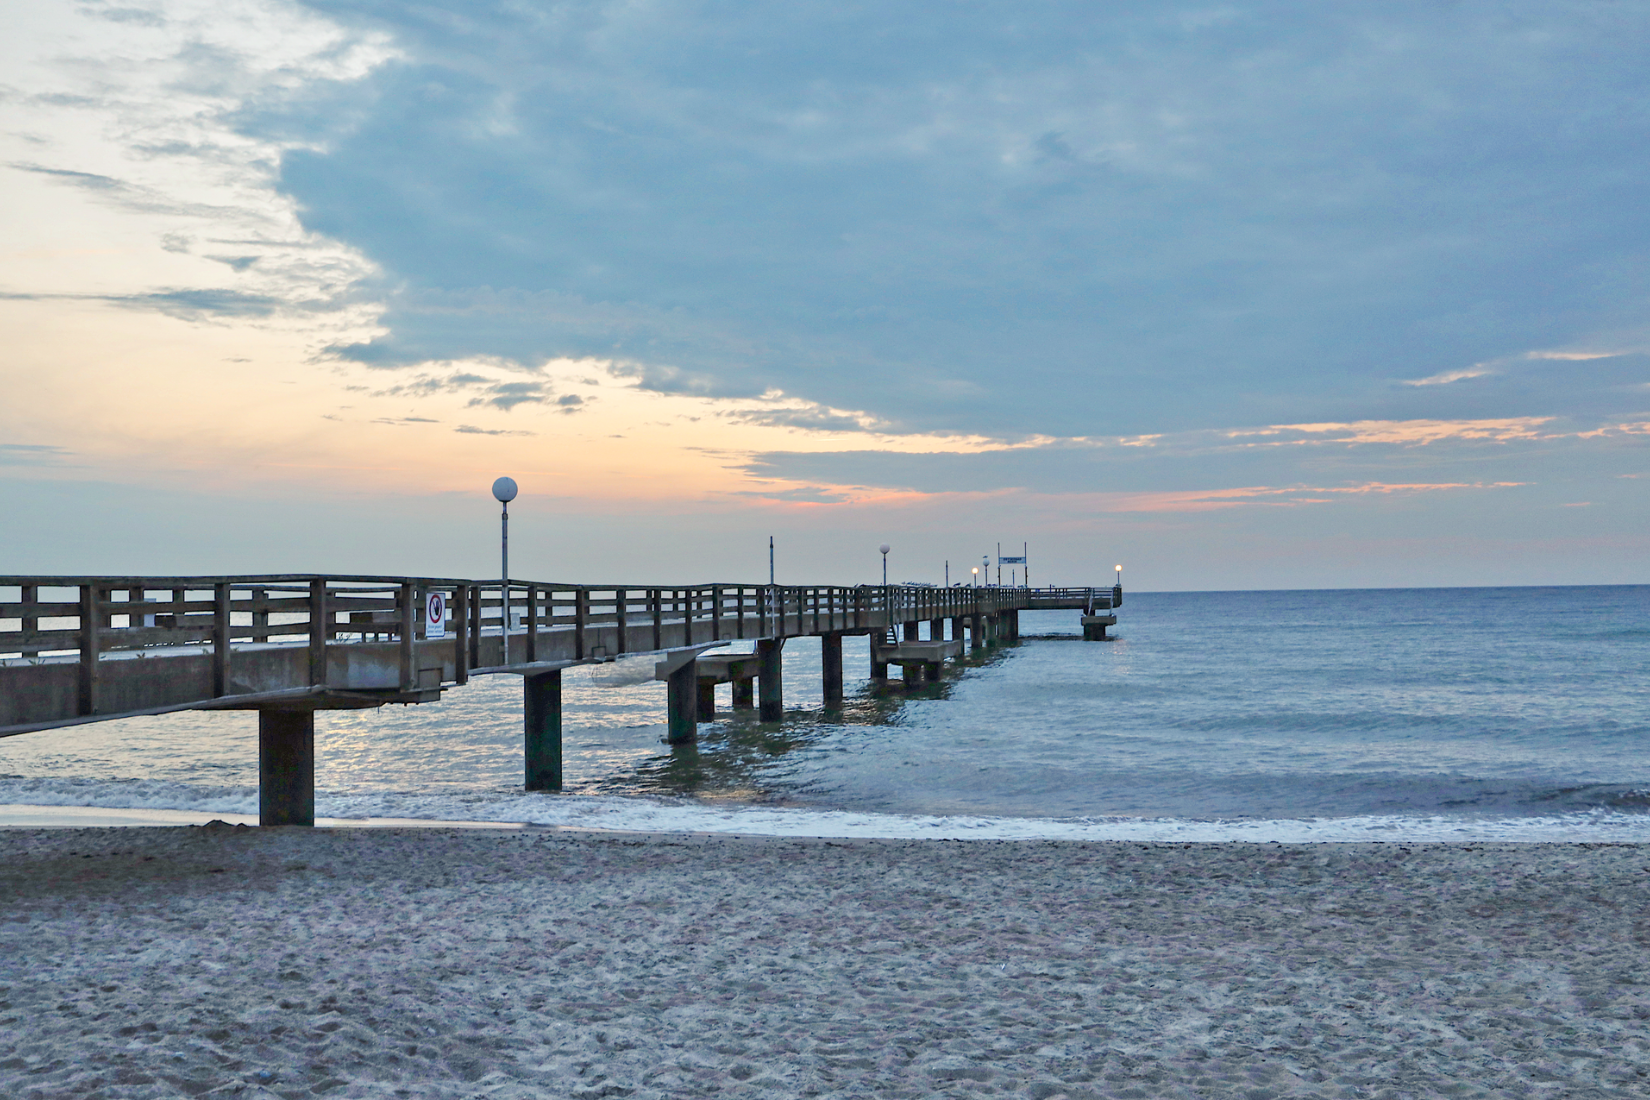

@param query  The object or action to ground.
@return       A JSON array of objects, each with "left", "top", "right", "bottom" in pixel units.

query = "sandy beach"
[{"left": 2, "top": 829, "right": 1647, "bottom": 1099}]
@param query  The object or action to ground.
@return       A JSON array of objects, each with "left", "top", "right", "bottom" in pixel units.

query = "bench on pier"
[{"left": 346, "top": 610, "right": 402, "bottom": 640}]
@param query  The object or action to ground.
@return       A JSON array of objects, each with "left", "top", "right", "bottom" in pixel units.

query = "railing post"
[
  {"left": 711, "top": 585, "right": 722, "bottom": 642},
  {"left": 574, "top": 587, "right": 588, "bottom": 659},
  {"left": 615, "top": 588, "right": 628, "bottom": 654},
  {"left": 77, "top": 583, "right": 101, "bottom": 716},
  {"left": 20, "top": 583, "right": 37, "bottom": 642},
  {"left": 454, "top": 584, "right": 470, "bottom": 684},
  {"left": 651, "top": 588, "right": 662, "bottom": 650},
  {"left": 399, "top": 582, "right": 417, "bottom": 689},
  {"left": 308, "top": 580, "right": 328, "bottom": 687},
  {"left": 469, "top": 585, "right": 482, "bottom": 668},
  {"left": 213, "top": 582, "right": 232, "bottom": 697},
  {"left": 526, "top": 585, "right": 539, "bottom": 663},
  {"left": 252, "top": 586, "right": 269, "bottom": 643}
]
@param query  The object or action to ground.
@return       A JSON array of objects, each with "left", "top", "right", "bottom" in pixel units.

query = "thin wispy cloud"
[
  {"left": 1403, "top": 367, "right": 1497, "bottom": 387},
  {"left": 0, "top": 443, "right": 73, "bottom": 467}
]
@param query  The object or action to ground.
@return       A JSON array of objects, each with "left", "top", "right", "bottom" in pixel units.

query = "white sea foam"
[{"left": 5, "top": 776, "right": 1648, "bottom": 842}]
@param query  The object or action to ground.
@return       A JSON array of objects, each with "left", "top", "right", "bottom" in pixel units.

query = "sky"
[{"left": 2, "top": 0, "right": 1647, "bottom": 590}]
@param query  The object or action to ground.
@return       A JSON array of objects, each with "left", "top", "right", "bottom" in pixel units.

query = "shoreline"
[
  {"left": 6, "top": 799, "right": 1650, "bottom": 845},
  {"left": 4, "top": 828, "right": 1647, "bottom": 1098}
]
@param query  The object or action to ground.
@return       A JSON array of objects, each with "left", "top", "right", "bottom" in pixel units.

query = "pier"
[{"left": 0, "top": 576, "right": 1120, "bottom": 825}]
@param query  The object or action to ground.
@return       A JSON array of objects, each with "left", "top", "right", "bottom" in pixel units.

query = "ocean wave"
[{"left": 7, "top": 777, "right": 1650, "bottom": 843}]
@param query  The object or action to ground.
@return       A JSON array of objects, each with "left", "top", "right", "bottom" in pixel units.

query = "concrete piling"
[
  {"left": 821, "top": 633, "right": 843, "bottom": 704},
  {"left": 758, "top": 638, "right": 784, "bottom": 721},
  {"left": 524, "top": 669, "right": 563, "bottom": 791},
  {"left": 258, "top": 708, "right": 315, "bottom": 827},
  {"left": 667, "top": 658, "right": 698, "bottom": 744}
]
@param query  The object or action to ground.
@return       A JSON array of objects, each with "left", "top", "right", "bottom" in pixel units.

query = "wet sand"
[{"left": 2, "top": 828, "right": 1647, "bottom": 1099}]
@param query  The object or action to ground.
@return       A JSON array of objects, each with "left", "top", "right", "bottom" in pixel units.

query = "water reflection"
[{"left": 579, "top": 644, "right": 1007, "bottom": 801}]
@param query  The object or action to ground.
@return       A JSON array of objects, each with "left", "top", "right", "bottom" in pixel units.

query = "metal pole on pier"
[
  {"left": 880, "top": 543, "right": 890, "bottom": 586},
  {"left": 493, "top": 477, "right": 518, "bottom": 666}
]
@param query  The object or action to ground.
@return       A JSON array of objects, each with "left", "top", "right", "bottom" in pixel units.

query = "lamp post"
[
  {"left": 879, "top": 544, "right": 890, "bottom": 586},
  {"left": 971, "top": 566, "right": 978, "bottom": 587},
  {"left": 492, "top": 476, "right": 518, "bottom": 665}
]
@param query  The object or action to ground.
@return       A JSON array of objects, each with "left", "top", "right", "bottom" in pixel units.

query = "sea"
[{"left": 3, "top": 586, "right": 1647, "bottom": 842}]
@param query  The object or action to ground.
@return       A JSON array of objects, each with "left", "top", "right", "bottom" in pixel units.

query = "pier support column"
[
  {"left": 902, "top": 662, "right": 922, "bottom": 688},
  {"left": 1081, "top": 614, "right": 1116, "bottom": 640},
  {"left": 951, "top": 616, "right": 965, "bottom": 648},
  {"left": 969, "top": 615, "right": 983, "bottom": 653},
  {"left": 667, "top": 658, "right": 698, "bottom": 744},
  {"left": 930, "top": 618, "right": 945, "bottom": 641},
  {"left": 903, "top": 619, "right": 921, "bottom": 642},
  {"left": 732, "top": 677, "right": 755, "bottom": 709},
  {"left": 258, "top": 708, "right": 314, "bottom": 827},
  {"left": 525, "top": 670, "right": 563, "bottom": 792},
  {"left": 758, "top": 638, "right": 784, "bottom": 721},
  {"left": 697, "top": 680, "right": 717, "bottom": 721},
  {"left": 821, "top": 632, "right": 843, "bottom": 705},
  {"left": 870, "top": 642, "right": 888, "bottom": 681}
]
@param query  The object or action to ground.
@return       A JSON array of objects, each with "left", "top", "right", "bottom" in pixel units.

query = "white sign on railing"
[{"left": 425, "top": 590, "right": 447, "bottom": 639}]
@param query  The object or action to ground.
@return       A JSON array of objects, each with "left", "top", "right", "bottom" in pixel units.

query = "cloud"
[
  {"left": 1403, "top": 367, "right": 1497, "bottom": 387},
  {"left": 730, "top": 485, "right": 854, "bottom": 505},
  {"left": 1079, "top": 481, "right": 1529, "bottom": 514},
  {"left": 1215, "top": 418, "right": 1554, "bottom": 448},
  {"left": 10, "top": 162, "right": 246, "bottom": 219},
  {"left": 467, "top": 381, "right": 548, "bottom": 411},
  {"left": 736, "top": 414, "right": 1650, "bottom": 498},
  {"left": 256, "top": 0, "right": 1650, "bottom": 438},
  {"left": 454, "top": 424, "right": 535, "bottom": 436},
  {"left": 0, "top": 443, "right": 72, "bottom": 467},
  {"left": 722, "top": 398, "right": 889, "bottom": 434}
]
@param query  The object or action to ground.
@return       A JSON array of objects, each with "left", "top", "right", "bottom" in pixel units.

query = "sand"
[{"left": 2, "top": 829, "right": 1647, "bottom": 1099}]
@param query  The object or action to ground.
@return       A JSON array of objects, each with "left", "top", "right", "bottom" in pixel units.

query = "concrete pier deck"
[{"left": 2, "top": 575, "right": 1120, "bottom": 823}]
